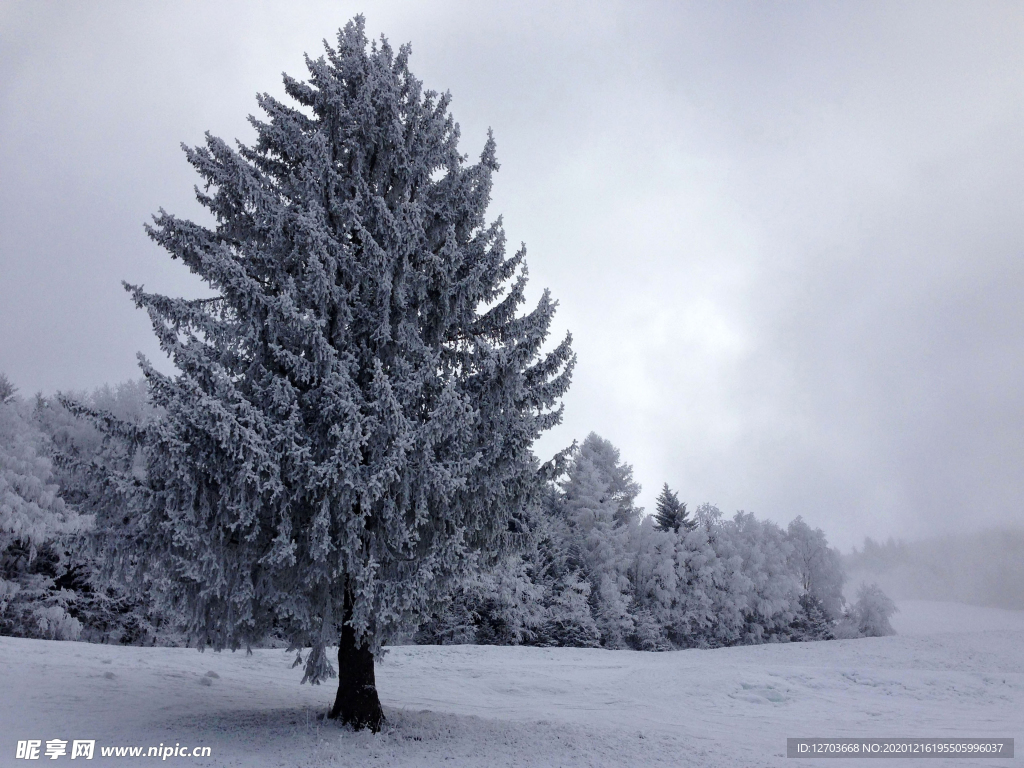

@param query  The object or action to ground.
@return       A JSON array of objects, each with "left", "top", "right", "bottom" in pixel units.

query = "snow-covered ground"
[{"left": 1, "top": 600, "right": 1021, "bottom": 767}]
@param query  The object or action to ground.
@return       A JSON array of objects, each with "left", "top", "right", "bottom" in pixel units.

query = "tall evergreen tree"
[
  {"left": 653, "top": 483, "right": 691, "bottom": 532},
  {"left": 81, "top": 18, "right": 573, "bottom": 731}
]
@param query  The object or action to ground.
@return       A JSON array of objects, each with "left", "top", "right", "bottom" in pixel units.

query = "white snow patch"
[{"left": 0, "top": 601, "right": 1021, "bottom": 767}]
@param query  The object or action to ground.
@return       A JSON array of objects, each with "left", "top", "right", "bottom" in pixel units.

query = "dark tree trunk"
[{"left": 328, "top": 612, "right": 385, "bottom": 732}]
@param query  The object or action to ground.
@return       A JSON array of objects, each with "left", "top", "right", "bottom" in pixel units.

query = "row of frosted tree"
[
  {"left": 2, "top": 375, "right": 893, "bottom": 651},
  {"left": 417, "top": 432, "right": 895, "bottom": 650}
]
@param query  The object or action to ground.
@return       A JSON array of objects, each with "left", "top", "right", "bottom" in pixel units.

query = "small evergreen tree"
[
  {"left": 653, "top": 483, "right": 692, "bottom": 533},
  {"left": 77, "top": 18, "right": 573, "bottom": 731}
]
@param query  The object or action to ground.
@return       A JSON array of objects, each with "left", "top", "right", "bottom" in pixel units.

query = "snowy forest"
[{"left": 1, "top": 373, "right": 894, "bottom": 654}]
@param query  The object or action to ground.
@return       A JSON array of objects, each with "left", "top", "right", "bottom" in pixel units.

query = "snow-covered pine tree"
[
  {"left": 653, "top": 483, "right": 692, "bottom": 533},
  {"left": 86, "top": 18, "right": 573, "bottom": 731},
  {"left": 558, "top": 434, "right": 639, "bottom": 647}
]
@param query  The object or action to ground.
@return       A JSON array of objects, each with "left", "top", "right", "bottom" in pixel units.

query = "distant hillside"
[{"left": 844, "top": 528, "right": 1024, "bottom": 610}]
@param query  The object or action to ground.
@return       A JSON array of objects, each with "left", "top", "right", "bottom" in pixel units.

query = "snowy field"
[{"left": 1, "top": 600, "right": 1021, "bottom": 767}]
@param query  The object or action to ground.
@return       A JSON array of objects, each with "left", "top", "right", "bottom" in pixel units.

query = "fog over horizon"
[{"left": 2, "top": 1, "right": 1023, "bottom": 550}]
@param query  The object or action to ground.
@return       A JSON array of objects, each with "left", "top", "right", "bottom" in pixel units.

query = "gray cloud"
[{"left": 2, "top": 1, "right": 1022, "bottom": 547}]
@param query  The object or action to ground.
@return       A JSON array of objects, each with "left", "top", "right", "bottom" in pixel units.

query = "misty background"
[{"left": 2, "top": 1, "right": 1022, "bottom": 551}]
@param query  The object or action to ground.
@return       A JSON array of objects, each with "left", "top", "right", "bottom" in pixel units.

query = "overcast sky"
[{"left": 2, "top": 1, "right": 1022, "bottom": 548}]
